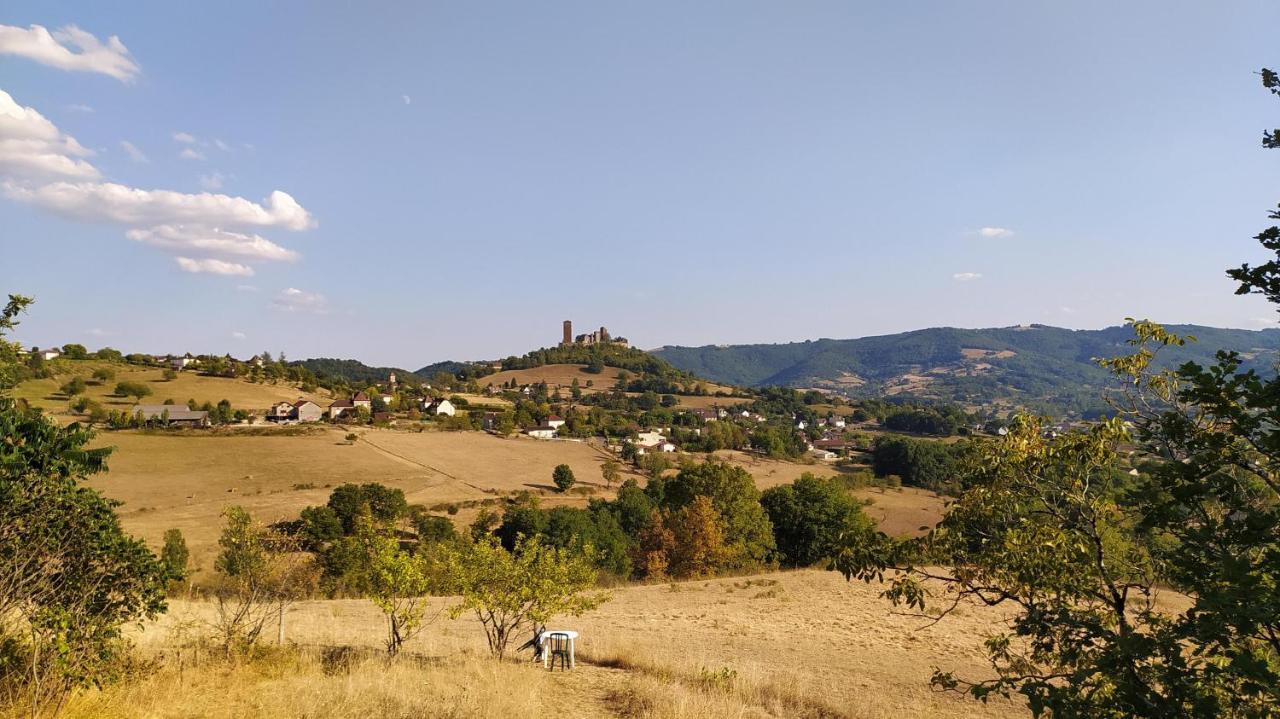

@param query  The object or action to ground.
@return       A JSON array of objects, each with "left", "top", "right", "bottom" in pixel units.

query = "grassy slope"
[
  {"left": 75, "top": 570, "right": 1023, "bottom": 719},
  {"left": 15, "top": 359, "right": 333, "bottom": 420}
]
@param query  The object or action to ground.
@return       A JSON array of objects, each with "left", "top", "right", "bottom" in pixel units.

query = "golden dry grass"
[
  {"left": 15, "top": 360, "right": 332, "bottom": 421},
  {"left": 83, "top": 569, "right": 1021, "bottom": 719},
  {"left": 92, "top": 427, "right": 618, "bottom": 575},
  {"left": 479, "top": 364, "right": 623, "bottom": 390}
]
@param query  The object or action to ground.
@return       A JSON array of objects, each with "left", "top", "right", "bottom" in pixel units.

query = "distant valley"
[{"left": 652, "top": 324, "right": 1280, "bottom": 415}]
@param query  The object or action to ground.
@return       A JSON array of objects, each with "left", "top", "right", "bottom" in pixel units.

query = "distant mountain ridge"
[{"left": 653, "top": 324, "right": 1280, "bottom": 414}]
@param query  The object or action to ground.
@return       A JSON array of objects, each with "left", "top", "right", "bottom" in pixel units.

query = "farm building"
[{"left": 131, "top": 404, "right": 210, "bottom": 428}]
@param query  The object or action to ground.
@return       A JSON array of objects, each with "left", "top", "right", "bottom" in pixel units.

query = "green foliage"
[
  {"left": 212, "top": 507, "right": 313, "bottom": 652},
  {"left": 645, "top": 461, "right": 775, "bottom": 569},
  {"left": 113, "top": 380, "right": 152, "bottom": 400},
  {"left": 59, "top": 376, "right": 87, "bottom": 397},
  {"left": 0, "top": 295, "right": 33, "bottom": 390},
  {"left": 838, "top": 418, "right": 1178, "bottom": 716},
  {"left": 871, "top": 435, "right": 962, "bottom": 493},
  {"left": 761, "top": 474, "right": 874, "bottom": 567},
  {"left": 326, "top": 483, "right": 409, "bottom": 533},
  {"left": 349, "top": 518, "right": 442, "bottom": 654},
  {"left": 601, "top": 459, "right": 621, "bottom": 488},
  {"left": 438, "top": 535, "right": 611, "bottom": 658},
  {"left": 160, "top": 528, "right": 190, "bottom": 586},
  {"left": 0, "top": 395, "right": 166, "bottom": 714},
  {"left": 161, "top": 368, "right": 177, "bottom": 381},
  {"left": 91, "top": 367, "right": 115, "bottom": 383},
  {"left": 552, "top": 463, "right": 576, "bottom": 492},
  {"left": 60, "top": 343, "right": 88, "bottom": 360}
]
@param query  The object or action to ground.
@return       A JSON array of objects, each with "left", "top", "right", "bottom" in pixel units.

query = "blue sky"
[{"left": 2, "top": 1, "right": 1278, "bottom": 367}]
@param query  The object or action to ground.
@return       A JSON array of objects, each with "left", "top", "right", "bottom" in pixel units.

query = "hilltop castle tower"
[{"left": 562, "top": 320, "right": 573, "bottom": 346}]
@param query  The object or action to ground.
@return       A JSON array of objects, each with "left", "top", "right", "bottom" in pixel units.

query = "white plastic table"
[{"left": 536, "top": 630, "right": 578, "bottom": 668}]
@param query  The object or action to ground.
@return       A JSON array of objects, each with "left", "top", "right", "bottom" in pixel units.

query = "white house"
[
  {"left": 796, "top": 420, "right": 807, "bottom": 430},
  {"left": 811, "top": 449, "right": 838, "bottom": 462},
  {"left": 545, "top": 415, "right": 566, "bottom": 429},
  {"left": 526, "top": 426, "right": 557, "bottom": 440},
  {"left": 826, "top": 416, "right": 847, "bottom": 429},
  {"left": 654, "top": 440, "right": 677, "bottom": 453},
  {"left": 170, "top": 355, "right": 197, "bottom": 370},
  {"left": 634, "top": 430, "right": 667, "bottom": 448},
  {"left": 38, "top": 349, "right": 61, "bottom": 361},
  {"left": 424, "top": 398, "right": 456, "bottom": 416}
]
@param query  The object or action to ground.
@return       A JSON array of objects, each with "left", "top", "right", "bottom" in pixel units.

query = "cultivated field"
[
  {"left": 15, "top": 360, "right": 332, "bottom": 421},
  {"left": 68, "top": 570, "right": 1023, "bottom": 719},
  {"left": 479, "top": 364, "right": 624, "bottom": 390}
]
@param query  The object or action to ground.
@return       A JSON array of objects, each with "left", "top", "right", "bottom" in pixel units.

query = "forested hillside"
[{"left": 654, "top": 324, "right": 1280, "bottom": 415}]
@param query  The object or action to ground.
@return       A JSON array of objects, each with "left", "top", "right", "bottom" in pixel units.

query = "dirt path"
[{"left": 539, "top": 663, "right": 635, "bottom": 718}]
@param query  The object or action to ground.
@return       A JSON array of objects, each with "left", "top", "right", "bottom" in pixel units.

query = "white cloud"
[
  {"left": 214, "top": 138, "right": 230, "bottom": 152},
  {"left": 200, "top": 171, "right": 224, "bottom": 190},
  {"left": 178, "top": 147, "right": 205, "bottom": 161},
  {"left": 402, "top": 94, "right": 412, "bottom": 105},
  {"left": 119, "top": 140, "right": 148, "bottom": 163},
  {"left": 176, "top": 256, "right": 254, "bottom": 276},
  {"left": 5, "top": 182, "right": 316, "bottom": 230},
  {"left": 172, "top": 131, "right": 196, "bottom": 144},
  {"left": 953, "top": 272, "right": 983, "bottom": 282},
  {"left": 235, "top": 284, "right": 259, "bottom": 292},
  {"left": 0, "top": 89, "right": 99, "bottom": 180},
  {"left": 272, "top": 287, "right": 327, "bottom": 313},
  {"left": 0, "top": 24, "right": 139, "bottom": 82},
  {"left": 67, "top": 103, "right": 94, "bottom": 113},
  {"left": 86, "top": 327, "right": 111, "bottom": 337},
  {"left": 976, "top": 226, "right": 1015, "bottom": 239},
  {"left": 127, "top": 224, "right": 300, "bottom": 263},
  {"left": 230, "top": 331, "right": 247, "bottom": 340},
  {"left": 1, "top": 90, "right": 314, "bottom": 279}
]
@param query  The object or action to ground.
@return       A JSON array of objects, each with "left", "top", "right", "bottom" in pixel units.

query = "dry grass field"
[
  {"left": 91, "top": 427, "right": 620, "bottom": 575},
  {"left": 14, "top": 360, "right": 332, "bottom": 421},
  {"left": 479, "top": 364, "right": 624, "bottom": 390},
  {"left": 61, "top": 570, "right": 1022, "bottom": 719}
]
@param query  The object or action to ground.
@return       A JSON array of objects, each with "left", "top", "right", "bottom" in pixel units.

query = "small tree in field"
[
  {"left": 59, "top": 376, "right": 86, "bottom": 397},
  {"left": 211, "top": 507, "right": 314, "bottom": 653},
  {"left": 114, "top": 381, "right": 151, "bottom": 401},
  {"left": 160, "top": 528, "right": 190, "bottom": 589},
  {"left": 552, "top": 464, "right": 576, "bottom": 492},
  {"left": 91, "top": 367, "right": 115, "bottom": 384},
  {"left": 350, "top": 518, "right": 442, "bottom": 655},
  {"left": 439, "top": 535, "right": 610, "bottom": 658},
  {"left": 601, "top": 460, "right": 621, "bottom": 489},
  {"left": 161, "top": 369, "right": 177, "bottom": 381}
]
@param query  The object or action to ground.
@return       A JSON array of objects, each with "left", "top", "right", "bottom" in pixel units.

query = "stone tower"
[{"left": 563, "top": 320, "right": 573, "bottom": 346}]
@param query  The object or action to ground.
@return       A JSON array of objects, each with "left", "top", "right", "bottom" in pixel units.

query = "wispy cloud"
[
  {"left": 128, "top": 224, "right": 299, "bottom": 263},
  {"left": 172, "top": 131, "right": 196, "bottom": 144},
  {"left": 272, "top": 287, "right": 328, "bottom": 314},
  {"left": 175, "top": 256, "right": 254, "bottom": 276},
  {"left": 953, "top": 272, "right": 983, "bottom": 282},
  {"left": 178, "top": 147, "right": 205, "bottom": 161},
  {"left": 975, "top": 226, "right": 1015, "bottom": 239},
  {"left": 119, "top": 140, "right": 148, "bottom": 163},
  {"left": 0, "top": 23, "right": 139, "bottom": 82},
  {"left": 230, "top": 330, "right": 247, "bottom": 340},
  {"left": 200, "top": 171, "right": 225, "bottom": 190},
  {"left": 67, "top": 103, "right": 94, "bottom": 113}
]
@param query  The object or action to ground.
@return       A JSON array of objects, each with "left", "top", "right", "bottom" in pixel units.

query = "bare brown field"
[
  {"left": 97, "top": 569, "right": 1020, "bottom": 719},
  {"left": 15, "top": 360, "right": 332, "bottom": 420}
]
